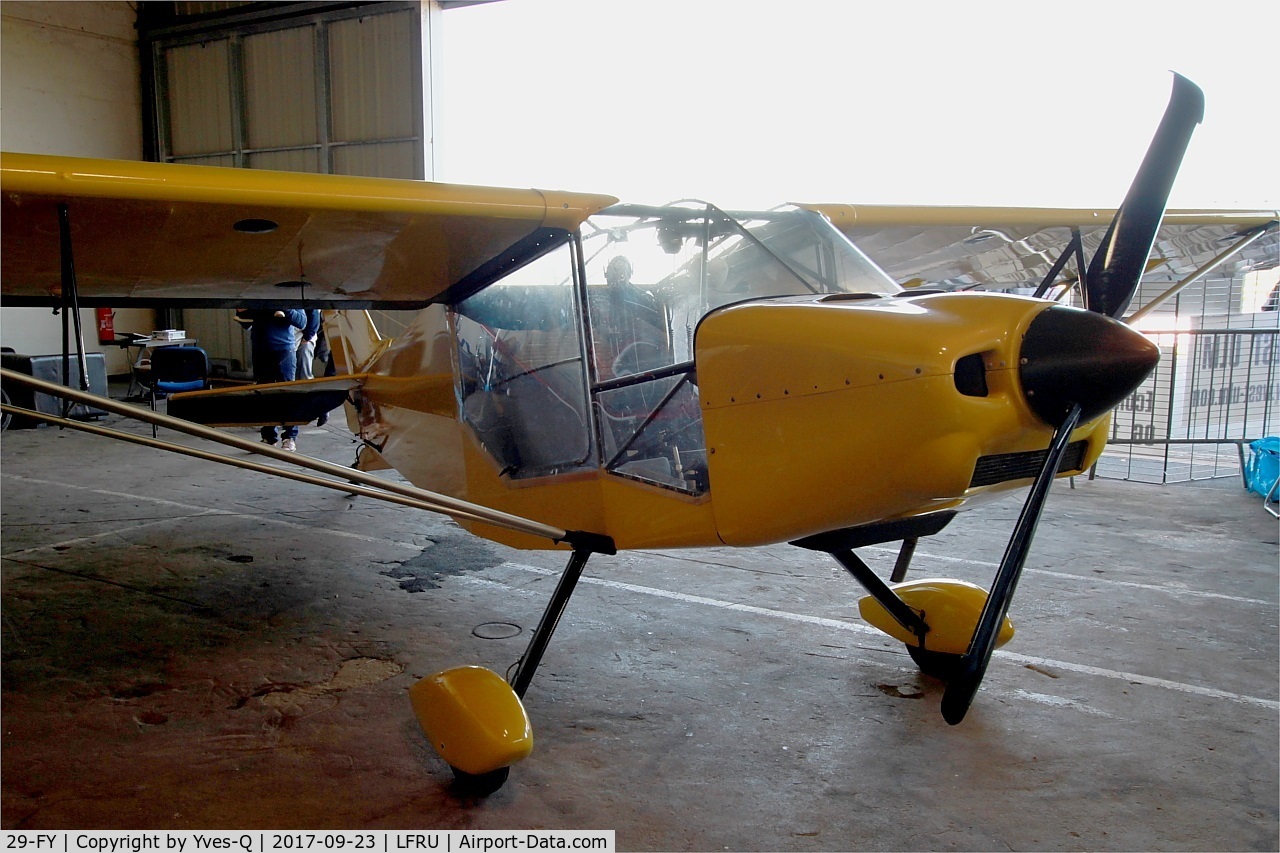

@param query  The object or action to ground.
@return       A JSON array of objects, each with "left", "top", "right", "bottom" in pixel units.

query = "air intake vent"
[
  {"left": 954, "top": 353, "right": 988, "bottom": 397},
  {"left": 969, "top": 440, "right": 1089, "bottom": 488}
]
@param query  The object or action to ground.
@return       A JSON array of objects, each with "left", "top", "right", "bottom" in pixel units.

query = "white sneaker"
[{"left": 281, "top": 438, "right": 297, "bottom": 452}]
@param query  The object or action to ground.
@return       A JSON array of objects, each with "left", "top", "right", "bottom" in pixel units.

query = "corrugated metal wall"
[
  {"left": 243, "top": 26, "right": 319, "bottom": 172},
  {"left": 173, "top": 3, "right": 256, "bottom": 16},
  {"left": 329, "top": 12, "right": 420, "bottom": 179},
  {"left": 165, "top": 40, "right": 236, "bottom": 166},
  {"left": 151, "top": 3, "right": 429, "bottom": 375}
]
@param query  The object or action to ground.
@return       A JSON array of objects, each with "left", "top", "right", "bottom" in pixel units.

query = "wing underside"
[
  {"left": 803, "top": 205, "right": 1279, "bottom": 301},
  {"left": 1, "top": 152, "right": 617, "bottom": 308}
]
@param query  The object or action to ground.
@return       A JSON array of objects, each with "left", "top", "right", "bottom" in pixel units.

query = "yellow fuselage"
[{"left": 345, "top": 290, "right": 1107, "bottom": 551}]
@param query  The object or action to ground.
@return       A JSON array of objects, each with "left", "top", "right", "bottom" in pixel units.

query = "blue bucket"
[{"left": 1245, "top": 437, "right": 1280, "bottom": 501}]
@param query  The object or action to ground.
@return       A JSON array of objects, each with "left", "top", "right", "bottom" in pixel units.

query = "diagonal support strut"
[{"left": 941, "top": 403, "right": 1084, "bottom": 724}]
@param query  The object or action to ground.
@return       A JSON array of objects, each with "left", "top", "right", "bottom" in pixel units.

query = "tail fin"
[{"left": 324, "top": 310, "right": 387, "bottom": 374}]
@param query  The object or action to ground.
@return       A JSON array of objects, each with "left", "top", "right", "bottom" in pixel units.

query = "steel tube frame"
[{"left": 1126, "top": 223, "right": 1278, "bottom": 324}]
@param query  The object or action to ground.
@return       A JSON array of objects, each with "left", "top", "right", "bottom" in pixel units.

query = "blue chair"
[{"left": 147, "top": 346, "right": 210, "bottom": 436}]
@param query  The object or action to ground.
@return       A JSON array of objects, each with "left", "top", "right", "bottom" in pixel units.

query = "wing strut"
[
  {"left": 55, "top": 204, "right": 94, "bottom": 419},
  {"left": 0, "top": 367, "right": 613, "bottom": 553},
  {"left": 1031, "top": 228, "right": 1086, "bottom": 301},
  {"left": 0, "top": 402, "right": 520, "bottom": 526},
  {"left": 1125, "top": 219, "right": 1279, "bottom": 324}
]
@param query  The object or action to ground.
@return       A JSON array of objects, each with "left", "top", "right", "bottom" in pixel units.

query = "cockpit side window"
[
  {"left": 579, "top": 207, "right": 728, "bottom": 495},
  {"left": 581, "top": 205, "right": 897, "bottom": 377},
  {"left": 453, "top": 241, "right": 593, "bottom": 478}
]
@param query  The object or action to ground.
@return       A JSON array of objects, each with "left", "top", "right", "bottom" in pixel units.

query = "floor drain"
[{"left": 472, "top": 622, "right": 522, "bottom": 640}]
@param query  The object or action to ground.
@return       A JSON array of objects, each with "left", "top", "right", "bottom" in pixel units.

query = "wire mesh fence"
[{"left": 1097, "top": 273, "right": 1280, "bottom": 483}]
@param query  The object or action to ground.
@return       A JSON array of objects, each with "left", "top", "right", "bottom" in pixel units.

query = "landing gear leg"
[
  {"left": 511, "top": 547, "right": 592, "bottom": 698},
  {"left": 828, "top": 548, "right": 975, "bottom": 678},
  {"left": 830, "top": 549, "right": 930, "bottom": 645},
  {"left": 410, "top": 536, "right": 613, "bottom": 795},
  {"left": 793, "top": 516, "right": 964, "bottom": 670},
  {"left": 793, "top": 516, "right": 1015, "bottom": 694},
  {"left": 890, "top": 537, "right": 918, "bottom": 583}
]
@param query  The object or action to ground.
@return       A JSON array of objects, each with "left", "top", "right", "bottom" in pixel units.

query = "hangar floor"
[{"left": 2, "top": 410, "right": 1277, "bottom": 850}]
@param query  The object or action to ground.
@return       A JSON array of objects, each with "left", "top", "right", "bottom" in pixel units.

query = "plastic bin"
[{"left": 1245, "top": 437, "right": 1279, "bottom": 501}]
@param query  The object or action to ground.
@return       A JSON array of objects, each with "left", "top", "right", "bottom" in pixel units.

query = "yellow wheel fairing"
[
  {"left": 858, "top": 578, "right": 1015, "bottom": 655},
  {"left": 409, "top": 666, "right": 533, "bottom": 776}
]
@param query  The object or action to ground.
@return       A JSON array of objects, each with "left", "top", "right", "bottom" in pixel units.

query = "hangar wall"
[
  {"left": 141, "top": 1, "right": 440, "bottom": 375},
  {"left": 0, "top": 1, "right": 444, "bottom": 377},
  {"left": 0, "top": 1, "right": 154, "bottom": 375}
]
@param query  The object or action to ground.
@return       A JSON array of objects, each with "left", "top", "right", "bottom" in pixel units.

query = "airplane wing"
[
  {"left": 1, "top": 152, "right": 618, "bottom": 308},
  {"left": 803, "top": 205, "right": 1279, "bottom": 303}
]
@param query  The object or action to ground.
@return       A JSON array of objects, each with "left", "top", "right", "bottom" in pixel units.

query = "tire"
[
  {"left": 450, "top": 765, "right": 510, "bottom": 796},
  {"left": 907, "top": 644, "right": 966, "bottom": 681}
]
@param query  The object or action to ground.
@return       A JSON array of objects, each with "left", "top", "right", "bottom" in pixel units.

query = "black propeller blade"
[
  {"left": 1085, "top": 73, "right": 1205, "bottom": 319},
  {"left": 938, "top": 74, "right": 1202, "bottom": 724}
]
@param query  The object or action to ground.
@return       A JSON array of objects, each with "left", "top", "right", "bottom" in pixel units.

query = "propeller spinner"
[{"left": 1020, "top": 305, "right": 1160, "bottom": 428}]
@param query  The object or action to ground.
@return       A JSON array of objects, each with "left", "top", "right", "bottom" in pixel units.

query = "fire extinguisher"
[{"left": 96, "top": 307, "right": 115, "bottom": 344}]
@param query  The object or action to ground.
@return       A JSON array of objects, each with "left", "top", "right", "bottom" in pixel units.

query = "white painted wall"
[{"left": 0, "top": 1, "right": 153, "bottom": 374}]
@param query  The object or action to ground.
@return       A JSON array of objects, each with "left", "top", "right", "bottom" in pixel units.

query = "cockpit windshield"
[
  {"left": 581, "top": 202, "right": 899, "bottom": 371},
  {"left": 731, "top": 205, "right": 902, "bottom": 297},
  {"left": 575, "top": 202, "right": 898, "bottom": 495},
  {"left": 453, "top": 202, "right": 899, "bottom": 495}
]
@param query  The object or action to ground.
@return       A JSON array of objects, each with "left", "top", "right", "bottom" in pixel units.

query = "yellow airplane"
[{"left": 1, "top": 74, "right": 1275, "bottom": 794}]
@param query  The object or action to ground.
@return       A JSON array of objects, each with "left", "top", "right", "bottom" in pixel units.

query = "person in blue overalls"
[{"left": 236, "top": 308, "right": 307, "bottom": 451}]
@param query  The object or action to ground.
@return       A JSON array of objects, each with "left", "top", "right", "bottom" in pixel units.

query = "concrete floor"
[{"left": 1, "top": 410, "right": 1277, "bottom": 850}]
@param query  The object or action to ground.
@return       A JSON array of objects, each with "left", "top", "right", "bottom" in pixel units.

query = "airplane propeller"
[
  {"left": 1085, "top": 73, "right": 1207, "bottom": 320},
  {"left": 939, "top": 73, "right": 1204, "bottom": 724}
]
